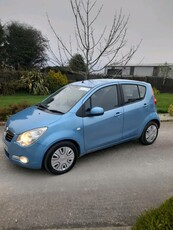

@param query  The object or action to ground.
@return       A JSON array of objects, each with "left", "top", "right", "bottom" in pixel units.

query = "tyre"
[
  {"left": 140, "top": 121, "right": 158, "bottom": 145},
  {"left": 44, "top": 141, "right": 78, "bottom": 175}
]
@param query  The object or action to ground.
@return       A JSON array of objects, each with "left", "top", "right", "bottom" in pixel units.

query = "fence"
[{"left": 105, "top": 76, "right": 173, "bottom": 93}]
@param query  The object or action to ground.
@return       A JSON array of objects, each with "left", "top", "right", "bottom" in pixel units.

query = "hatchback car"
[{"left": 2, "top": 79, "right": 160, "bottom": 174}]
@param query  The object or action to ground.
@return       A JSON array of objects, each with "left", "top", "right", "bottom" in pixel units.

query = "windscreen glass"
[{"left": 39, "top": 85, "right": 91, "bottom": 114}]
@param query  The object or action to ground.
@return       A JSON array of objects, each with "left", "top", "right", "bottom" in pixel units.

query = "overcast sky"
[{"left": 1, "top": 0, "right": 173, "bottom": 66}]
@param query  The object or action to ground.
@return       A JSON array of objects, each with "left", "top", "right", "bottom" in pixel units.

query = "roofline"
[{"left": 106, "top": 63, "right": 173, "bottom": 67}]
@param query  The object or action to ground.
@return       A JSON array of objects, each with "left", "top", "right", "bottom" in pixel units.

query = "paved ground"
[
  {"left": 0, "top": 121, "right": 173, "bottom": 230},
  {"left": 159, "top": 113, "right": 173, "bottom": 122}
]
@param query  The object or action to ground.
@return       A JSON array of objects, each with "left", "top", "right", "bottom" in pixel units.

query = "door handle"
[
  {"left": 114, "top": 112, "right": 121, "bottom": 117},
  {"left": 143, "top": 103, "right": 148, "bottom": 108}
]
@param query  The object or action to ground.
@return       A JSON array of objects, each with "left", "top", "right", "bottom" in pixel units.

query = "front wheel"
[
  {"left": 44, "top": 141, "right": 78, "bottom": 175},
  {"left": 140, "top": 121, "right": 159, "bottom": 145}
]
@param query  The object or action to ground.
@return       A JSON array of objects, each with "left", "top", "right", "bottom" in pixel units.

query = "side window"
[
  {"left": 85, "top": 85, "right": 118, "bottom": 112},
  {"left": 122, "top": 84, "right": 140, "bottom": 104},
  {"left": 138, "top": 85, "right": 146, "bottom": 99}
]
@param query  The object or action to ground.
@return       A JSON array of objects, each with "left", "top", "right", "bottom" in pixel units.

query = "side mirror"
[{"left": 89, "top": 107, "right": 104, "bottom": 116}]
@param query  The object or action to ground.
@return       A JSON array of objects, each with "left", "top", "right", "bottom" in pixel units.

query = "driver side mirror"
[{"left": 88, "top": 107, "right": 104, "bottom": 116}]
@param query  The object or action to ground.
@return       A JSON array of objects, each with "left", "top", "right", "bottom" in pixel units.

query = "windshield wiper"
[
  {"left": 37, "top": 104, "right": 64, "bottom": 114},
  {"left": 37, "top": 103, "right": 48, "bottom": 111},
  {"left": 49, "top": 109, "right": 64, "bottom": 114}
]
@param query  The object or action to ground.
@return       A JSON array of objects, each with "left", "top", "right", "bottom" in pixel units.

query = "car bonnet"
[{"left": 6, "top": 106, "right": 62, "bottom": 134}]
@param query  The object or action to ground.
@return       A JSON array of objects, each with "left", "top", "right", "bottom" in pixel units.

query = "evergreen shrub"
[
  {"left": 0, "top": 101, "right": 31, "bottom": 121},
  {"left": 46, "top": 70, "right": 68, "bottom": 93},
  {"left": 132, "top": 197, "right": 173, "bottom": 230},
  {"left": 168, "top": 104, "right": 173, "bottom": 117}
]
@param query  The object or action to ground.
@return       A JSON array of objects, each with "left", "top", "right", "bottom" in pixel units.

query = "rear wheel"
[
  {"left": 44, "top": 141, "right": 78, "bottom": 175},
  {"left": 140, "top": 121, "right": 158, "bottom": 145}
]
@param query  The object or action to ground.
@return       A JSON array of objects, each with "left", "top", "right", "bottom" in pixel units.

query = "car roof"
[{"left": 71, "top": 78, "right": 147, "bottom": 88}]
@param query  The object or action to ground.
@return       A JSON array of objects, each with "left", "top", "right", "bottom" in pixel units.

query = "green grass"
[
  {"left": 156, "top": 93, "right": 173, "bottom": 113},
  {"left": 0, "top": 93, "right": 47, "bottom": 108},
  {"left": 132, "top": 197, "right": 173, "bottom": 230}
]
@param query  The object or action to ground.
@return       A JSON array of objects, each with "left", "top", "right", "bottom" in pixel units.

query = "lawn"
[
  {"left": 0, "top": 93, "right": 173, "bottom": 113},
  {"left": 156, "top": 93, "right": 173, "bottom": 113},
  {"left": 0, "top": 93, "right": 47, "bottom": 108}
]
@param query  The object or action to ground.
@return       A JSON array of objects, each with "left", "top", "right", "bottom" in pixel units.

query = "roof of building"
[{"left": 107, "top": 63, "right": 173, "bottom": 67}]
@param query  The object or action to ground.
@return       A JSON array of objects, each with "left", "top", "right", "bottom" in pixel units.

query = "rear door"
[{"left": 121, "top": 83, "right": 148, "bottom": 139}]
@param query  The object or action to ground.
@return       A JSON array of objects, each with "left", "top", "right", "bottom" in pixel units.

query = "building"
[{"left": 105, "top": 63, "right": 173, "bottom": 78}]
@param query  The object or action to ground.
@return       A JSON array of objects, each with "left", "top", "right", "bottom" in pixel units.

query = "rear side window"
[
  {"left": 122, "top": 84, "right": 146, "bottom": 104},
  {"left": 138, "top": 85, "right": 146, "bottom": 98}
]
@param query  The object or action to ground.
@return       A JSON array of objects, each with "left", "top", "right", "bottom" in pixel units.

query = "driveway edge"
[
  {"left": 49, "top": 227, "right": 132, "bottom": 230},
  {"left": 159, "top": 113, "right": 173, "bottom": 122}
]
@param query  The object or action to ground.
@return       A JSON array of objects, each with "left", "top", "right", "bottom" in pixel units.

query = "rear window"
[{"left": 122, "top": 84, "right": 146, "bottom": 104}]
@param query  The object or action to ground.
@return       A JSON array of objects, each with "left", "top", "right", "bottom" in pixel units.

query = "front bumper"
[{"left": 2, "top": 133, "right": 46, "bottom": 170}]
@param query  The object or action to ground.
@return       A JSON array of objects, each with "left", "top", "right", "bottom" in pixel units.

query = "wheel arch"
[
  {"left": 42, "top": 139, "right": 81, "bottom": 168},
  {"left": 139, "top": 118, "right": 160, "bottom": 137},
  {"left": 150, "top": 119, "right": 160, "bottom": 129}
]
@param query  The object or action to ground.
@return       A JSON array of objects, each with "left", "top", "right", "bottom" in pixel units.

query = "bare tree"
[
  {"left": 159, "top": 62, "right": 170, "bottom": 86},
  {"left": 47, "top": 0, "right": 140, "bottom": 79}
]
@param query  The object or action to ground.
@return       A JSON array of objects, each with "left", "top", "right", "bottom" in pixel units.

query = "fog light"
[{"left": 19, "top": 156, "right": 29, "bottom": 164}]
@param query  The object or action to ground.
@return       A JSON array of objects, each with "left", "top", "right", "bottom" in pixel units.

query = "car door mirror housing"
[{"left": 89, "top": 107, "right": 104, "bottom": 116}]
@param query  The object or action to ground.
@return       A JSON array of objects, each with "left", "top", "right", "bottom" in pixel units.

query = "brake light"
[{"left": 152, "top": 89, "right": 157, "bottom": 104}]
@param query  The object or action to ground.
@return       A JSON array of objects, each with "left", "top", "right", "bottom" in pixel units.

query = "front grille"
[{"left": 5, "top": 130, "right": 14, "bottom": 142}]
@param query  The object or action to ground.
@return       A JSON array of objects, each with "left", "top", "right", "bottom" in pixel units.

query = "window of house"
[{"left": 107, "top": 68, "right": 122, "bottom": 76}]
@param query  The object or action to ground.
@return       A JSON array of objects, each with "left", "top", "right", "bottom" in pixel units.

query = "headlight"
[{"left": 17, "top": 127, "right": 47, "bottom": 147}]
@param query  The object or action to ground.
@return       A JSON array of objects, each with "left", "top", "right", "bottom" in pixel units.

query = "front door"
[{"left": 83, "top": 85, "right": 123, "bottom": 152}]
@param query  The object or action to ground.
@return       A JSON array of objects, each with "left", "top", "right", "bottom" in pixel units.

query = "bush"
[
  {"left": 46, "top": 70, "right": 68, "bottom": 93},
  {"left": 21, "top": 70, "right": 49, "bottom": 95},
  {"left": 0, "top": 80, "right": 25, "bottom": 95},
  {"left": 0, "top": 70, "right": 25, "bottom": 95},
  {"left": 168, "top": 104, "right": 173, "bottom": 117},
  {"left": 153, "top": 87, "right": 160, "bottom": 95},
  {"left": 132, "top": 197, "right": 173, "bottom": 230},
  {"left": 0, "top": 101, "right": 31, "bottom": 121},
  {"left": 0, "top": 107, "right": 9, "bottom": 121},
  {"left": 0, "top": 82, "right": 16, "bottom": 95}
]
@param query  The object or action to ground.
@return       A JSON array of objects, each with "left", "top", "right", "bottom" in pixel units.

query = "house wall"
[
  {"left": 105, "top": 65, "right": 173, "bottom": 78},
  {"left": 157, "top": 65, "right": 173, "bottom": 79},
  {"left": 168, "top": 65, "right": 173, "bottom": 78},
  {"left": 122, "top": 66, "right": 130, "bottom": 75},
  {"left": 134, "top": 66, "right": 154, "bottom": 77}
]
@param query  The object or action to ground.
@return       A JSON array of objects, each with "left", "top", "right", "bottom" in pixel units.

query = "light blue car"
[{"left": 2, "top": 79, "right": 160, "bottom": 174}]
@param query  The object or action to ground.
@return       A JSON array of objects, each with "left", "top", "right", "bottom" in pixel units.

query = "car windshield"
[{"left": 38, "top": 85, "right": 91, "bottom": 114}]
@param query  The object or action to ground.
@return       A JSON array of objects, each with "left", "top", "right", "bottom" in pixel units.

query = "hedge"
[{"left": 132, "top": 197, "right": 173, "bottom": 230}]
